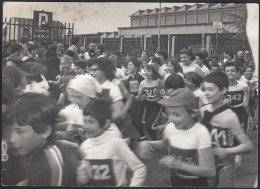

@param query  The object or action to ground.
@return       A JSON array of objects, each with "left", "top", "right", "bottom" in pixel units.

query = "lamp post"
[{"left": 158, "top": 2, "right": 161, "bottom": 52}]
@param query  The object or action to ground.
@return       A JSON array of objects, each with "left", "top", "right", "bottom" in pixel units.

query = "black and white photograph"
[{"left": 2, "top": 2, "right": 258, "bottom": 187}]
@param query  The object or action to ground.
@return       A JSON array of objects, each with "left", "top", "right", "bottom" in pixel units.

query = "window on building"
[
  {"left": 155, "top": 15, "right": 165, "bottom": 26},
  {"left": 148, "top": 17, "right": 155, "bottom": 26},
  {"left": 197, "top": 12, "right": 207, "bottom": 23},
  {"left": 140, "top": 17, "right": 146, "bottom": 27},
  {"left": 175, "top": 14, "right": 185, "bottom": 25},
  {"left": 165, "top": 15, "right": 173, "bottom": 25},
  {"left": 186, "top": 13, "right": 196, "bottom": 24},
  {"left": 209, "top": 11, "right": 221, "bottom": 22},
  {"left": 131, "top": 18, "right": 139, "bottom": 27}
]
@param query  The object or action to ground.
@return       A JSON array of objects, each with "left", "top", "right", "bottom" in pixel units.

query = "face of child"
[
  {"left": 158, "top": 54, "right": 165, "bottom": 64},
  {"left": 180, "top": 53, "right": 191, "bottom": 65},
  {"left": 141, "top": 52, "right": 148, "bottom": 60},
  {"left": 127, "top": 61, "right": 137, "bottom": 74},
  {"left": 184, "top": 76, "right": 195, "bottom": 90},
  {"left": 225, "top": 66, "right": 237, "bottom": 80},
  {"left": 74, "top": 66, "right": 84, "bottom": 75},
  {"left": 152, "top": 63, "right": 160, "bottom": 72},
  {"left": 204, "top": 82, "right": 226, "bottom": 104},
  {"left": 218, "top": 63, "right": 224, "bottom": 71},
  {"left": 89, "top": 64, "right": 105, "bottom": 83},
  {"left": 31, "top": 49, "right": 37, "bottom": 57},
  {"left": 236, "top": 72, "right": 242, "bottom": 80},
  {"left": 166, "top": 62, "right": 175, "bottom": 74},
  {"left": 83, "top": 115, "right": 105, "bottom": 138},
  {"left": 245, "top": 67, "right": 253, "bottom": 79},
  {"left": 195, "top": 56, "right": 203, "bottom": 66},
  {"left": 67, "top": 88, "right": 91, "bottom": 109},
  {"left": 166, "top": 106, "right": 192, "bottom": 130},
  {"left": 10, "top": 124, "right": 47, "bottom": 156},
  {"left": 144, "top": 68, "right": 152, "bottom": 79},
  {"left": 211, "top": 67, "right": 219, "bottom": 72}
]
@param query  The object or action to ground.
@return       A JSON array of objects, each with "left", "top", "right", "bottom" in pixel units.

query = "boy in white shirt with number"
[{"left": 77, "top": 99, "right": 146, "bottom": 187}]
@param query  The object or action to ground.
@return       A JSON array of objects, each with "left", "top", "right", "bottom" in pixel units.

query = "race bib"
[
  {"left": 143, "top": 87, "right": 159, "bottom": 101},
  {"left": 87, "top": 159, "right": 116, "bottom": 186},
  {"left": 224, "top": 90, "right": 244, "bottom": 106},
  {"left": 210, "top": 126, "right": 229, "bottom": 148},
  {"left": 169, "top": 147, "right": 199, "bottom": 178},
  {"left": 129, "top": 80, "right": 139, "bottom": 93}
]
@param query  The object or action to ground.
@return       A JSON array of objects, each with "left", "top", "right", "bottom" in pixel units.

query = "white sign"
[{"left": 213, "top": 21, "right": 223, "bottom": 29}]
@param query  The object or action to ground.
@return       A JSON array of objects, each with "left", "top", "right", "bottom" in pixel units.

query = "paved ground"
[{"left": 123, "top": 115, "right": 258, "bottom": 187}]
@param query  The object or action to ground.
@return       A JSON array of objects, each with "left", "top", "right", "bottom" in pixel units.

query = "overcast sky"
[{"left": 3, "top": 2, "right": 196, "bottom": 34}]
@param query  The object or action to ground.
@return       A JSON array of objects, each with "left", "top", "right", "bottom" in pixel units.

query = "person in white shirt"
[
  {"left": 77, "top": 99, "right": 147, "bottom": 186},
  {"left": 194, "top": 51, "right": 210, "bottom": 77},
  {"left": 84, "top": 42, "right": 96, "bottom": 61},
  {"left": 179, "top": 48, "right": 204, "bottom": 78},
  {"left": 184, "top": 72, "right": 208, "bottom": 108},
  {"left": 136, "top": 88, "right": 215, "bottom": 187},
  {"left": 157, "top": 50, "right": 168, "bottom": 78},
  {"left": 95, "top": 43, "right": 105, "bottom": 58}
]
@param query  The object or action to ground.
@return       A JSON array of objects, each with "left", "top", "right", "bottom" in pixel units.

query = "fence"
[{"left": 2, "top": 17, "right": 74, "bottom": 51}]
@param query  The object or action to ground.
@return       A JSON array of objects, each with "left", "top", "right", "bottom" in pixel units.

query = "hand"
[
  {"left": 76, "top": 160, "right": 92, "bottom": 186},
  {"left": 136, "top": 141, "right": 154, "bottom": 159},
  {"left": 212, "top": 147, "right": 228, "bottom": 158},
  {"left": 223, "top": 98, "right": 231, "bottom": 105},
  {"left": 47, "top": 81, "right": 53, "bottom": 85},
  {"left": 159, "top": 155, "right": 183, "bottom": 170},
  {"left": 56, "top": 75, "right": 61, "bottom": 80}
]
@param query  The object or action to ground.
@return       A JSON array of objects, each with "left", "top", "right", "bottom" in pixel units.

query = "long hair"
[{"left": 145, "top": 63, "right": 162, "bottom": 80}]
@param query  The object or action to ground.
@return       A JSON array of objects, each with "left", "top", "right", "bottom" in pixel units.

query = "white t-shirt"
[
  {"left": 80, "top": 131, "right": 146, "bottom": 186},
  {"left": 101, "top": 80, "right": 123, "bottom": 102},
  {"left": 193, "top": 88, "right": 208, "bottom": 107},
  {"left": 159, "top": 64, "right": 167, "bottom": 78},
  {"left": 84, "top": 52, "right": 91, "bottom": 61},
  {"left": 115, "top": 68, "right": 127, "bottom": 81},
  {"left": 226, "top": 80, "right": 250, "bottom": 107},
  {"left": 163, "top": 122, "right": 211, "bottom": 179},
  {"left": 200, "top": 65, "right": 210, "bottom": 76}
]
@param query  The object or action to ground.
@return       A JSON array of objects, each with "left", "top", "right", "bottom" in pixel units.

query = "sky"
[{"left": 3, "top": 2, "right": 196, "bottom": 34}]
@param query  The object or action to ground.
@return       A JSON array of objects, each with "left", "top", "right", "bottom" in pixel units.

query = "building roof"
[{"left": 130, "top": 3, "right": 244, "bottom": 17}]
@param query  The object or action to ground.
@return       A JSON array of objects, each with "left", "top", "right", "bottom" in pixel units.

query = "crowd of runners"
[{"left": 2, "top": 36, "right": 258, "bottom": 187}]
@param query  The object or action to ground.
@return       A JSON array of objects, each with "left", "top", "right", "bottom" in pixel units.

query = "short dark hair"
[
  {"left": 83, "top": 99, "right": 112, "bottom": 128},
  {"left": 204, "top": 71, "right": 229, "bottom": 91},
  {"left": 11, "top": 44, "right": 23, "bottom": 54},
  {"left": 66, "top": 49, "right": 75, "bottom": 57},
  {"left": 151, "top": 57, "right": 161, "bottom": 66},
  {"left": 195, "top": 51, "right": 206, "bottom": 60},
  {"left": 89, "top": 58, "right": 115, "bottom": 80},
  {"left": 157, "top": 50, "right": 168, "bottom": 60},
  {"left": 165, "top": 74, "right": 185, "bottom": 90},
  {"left": 180, "top": 48, "right": 194, "bottom": 61},
  {"left": 75, "top": 60, "right": 87, "bottom": 70},
  {"left": 28, "top": 44, "right": 38, "bottom": 54},
  {"left": 224, "top": 61, "right": 239, "bottom": 72},
  {"left": 185, "top": 72, "right": 203, "bottom": 88},
  {"left": 126, "top": 56, "right": 141, "bottom": 70},
  {"left": 10, "top": 93, "right": 60, "bottom": 136},
  {"left": 210, "top": 63, "right": 220, "bottom": 69}
]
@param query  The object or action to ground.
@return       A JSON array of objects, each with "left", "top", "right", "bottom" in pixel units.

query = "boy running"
[
  {"left": 136, "top": 88, "right": 215, "bottom": 187},
  {"left": 201, "top": 71, "right": 254, "bottom": 187},
  {"left": 78, "top": 99, "right": 147, "bottom": 186}
]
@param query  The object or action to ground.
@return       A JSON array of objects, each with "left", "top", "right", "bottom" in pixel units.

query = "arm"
[
  {"left": 118, "top": 140, "right": 147, "bottom": 186},
  {"left": 159, "top": 147, "right": 216, "bottom": 178},
  {"left": 135, "top": 81, "right": 146, "bottom": 101},
  {"left": 48, "top": 76, "right": 62, "bottom": 86},
  {"left": 111, "top": 100, "right": 124, "bottom": 121},
  {"left": 118, "top": 82, "right": 133, "bottom": 118},
  {"left": 136, "top": 138, "right": 168, "bottom": 159}
]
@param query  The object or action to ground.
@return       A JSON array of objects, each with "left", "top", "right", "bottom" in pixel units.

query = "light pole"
[{"left": 158, "top": 2, "right": 161, "bottom": 52}]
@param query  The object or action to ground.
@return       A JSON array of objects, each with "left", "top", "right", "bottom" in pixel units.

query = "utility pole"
[{"left": 158, "top": 2, "right": 161, "bottom": 52}]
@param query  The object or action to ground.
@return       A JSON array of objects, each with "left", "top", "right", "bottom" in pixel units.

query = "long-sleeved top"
[{"left": 80, "top": 131, "right": 147, "bottom": 186}]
